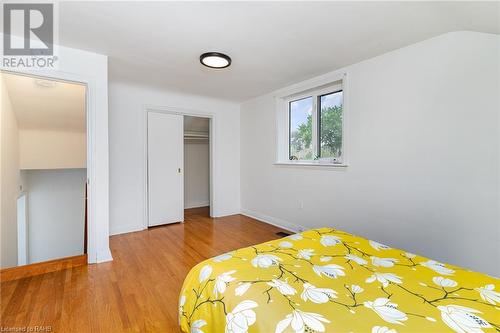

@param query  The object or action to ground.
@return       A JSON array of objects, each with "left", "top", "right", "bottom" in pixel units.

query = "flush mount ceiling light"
[{"left": 200, "top": 52, "right": 231, "bottom": 69}]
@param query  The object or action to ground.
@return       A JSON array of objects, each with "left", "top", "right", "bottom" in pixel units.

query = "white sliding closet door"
[{"left": 148, "top": 112, "right": 184, "bottom": 226}]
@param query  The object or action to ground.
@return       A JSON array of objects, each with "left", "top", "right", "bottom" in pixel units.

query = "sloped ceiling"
[{"left": 2, "top": 73, "right": 86, "bottom": 132}]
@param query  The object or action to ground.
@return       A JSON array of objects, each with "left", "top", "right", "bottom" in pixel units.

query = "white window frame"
[{"left": 275, "top": 72, "right": 348, "bottom": 168}]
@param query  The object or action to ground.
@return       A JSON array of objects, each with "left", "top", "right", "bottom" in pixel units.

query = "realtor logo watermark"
[{"left": 2, "top": 2, "right": 58, "bottom": 69}]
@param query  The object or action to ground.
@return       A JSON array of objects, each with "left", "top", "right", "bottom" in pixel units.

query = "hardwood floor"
[
  {"left": 1, "top": 255, "right": 87, "bottom": 282},
  {"left": 1, "top": 209, "right": 286, "bottom": 332}
]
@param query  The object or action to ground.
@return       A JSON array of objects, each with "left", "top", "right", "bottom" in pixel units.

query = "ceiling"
[
  {"left": 2, "top": 73, "right": 86, "bottom": 132},
  {"left": 56, "top": 2, "right": 499, "bottom": 102}
]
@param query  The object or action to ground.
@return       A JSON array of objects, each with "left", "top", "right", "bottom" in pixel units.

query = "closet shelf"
[{"left": 184, "top": 131, "right": 209, "bottom": 139}]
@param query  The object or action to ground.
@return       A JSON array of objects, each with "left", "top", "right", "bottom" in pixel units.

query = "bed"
[{"left": 179, "top": 228, "right": 499, "bottom": 333}]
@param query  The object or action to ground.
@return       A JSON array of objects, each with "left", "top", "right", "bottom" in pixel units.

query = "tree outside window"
[{"left": 289, "top": 91, "right": 343, "bottom": 161}]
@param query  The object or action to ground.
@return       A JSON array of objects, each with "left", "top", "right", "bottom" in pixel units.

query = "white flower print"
[
  {"left": 191, "top": 319, "right": 207, "bottom": 333},
  {"left": 213, "top": 252, "right": 233, "bottom": 262},
  {"left": 180, "top": 228, "right": 500, "bottom": 333},
  {"left": 345, "top": 254, "right": 367, "bottom": 265},
  {"left": 351, "top": 284, "right": 364, "bottom": 294},
  {"left": 179, "top": 295, "right": 186, "bottom": 308},
  {"left": 437, "top": 305, "right": 491, "bottom": 333},
  {"left": 179, "top": 295, "right": 186, "bottom": 324},
  {"left": 279, "top": 241, "right": 293, "bottom": 249},
  {"left": 235, "top": 282, "right": 252, "bottom": 296},
  {"left": 275, "top": 310, "right": 331, "bottom": 333},
  {"left": 369, "top": 240, "right": 391, "bottom": 251},
  {"left": 320, "top": 235, "right": 341, "bottom": 247},
  {"left": 225, "top": 300, "right": 258, "bottom": 333},
  {"left": 251, "top": 254, "right": 282, "bottom": 268},
  {"left": 366, "top": 273, "right": 403, "bottom": 288},
  {"left": 364, "top": 298, "right": 408, "bottom": 325},
  {"left": 433, "top": 276, "right": 458, "bottom": 288},
  {"left": 313, "top": 264, "right": 345, "bottom": 279},
  {"left": 199, "top": 265, "right": 212, "bottom": 283},
  {"left": 267, "top": 279, "right": 297, "bottom": 296},
  {"left": 372, "top": 326, "right": 397, "bottom": 333},
  {"left": 297, "top": 249, "right": 314, "bottom": 260},
  {"left": 288, "top": 234, "right": 303, "bottom": 241},
  {"left": 475, "top": 284, "right": 500, "bottom": 305},
  {"left": 301, "top": 283, "right": 337, "bottom": 304},
  {"left": 371, "top": 256, "right": 398, "bottom": 268},
  {"left": 214, "top": 270, "right": 237, "bottom": 297},
  {"left": 420, "top": 260, "right": 455, "bottom": 275}
]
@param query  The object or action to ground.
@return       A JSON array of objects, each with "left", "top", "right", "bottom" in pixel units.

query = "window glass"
[
  {"left": 289, "top": 97, "right": 313, "bottom": 160},
  {"left": 319, "top": 91, "right": 343, "bottom": 159}
]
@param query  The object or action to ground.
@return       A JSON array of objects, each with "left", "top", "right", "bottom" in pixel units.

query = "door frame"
[
  {"left": 1, "top": 69, "right": 98, "bottom": 263},
  {"left": 143, "top": 105, "right": 215, "bottom": 229}
]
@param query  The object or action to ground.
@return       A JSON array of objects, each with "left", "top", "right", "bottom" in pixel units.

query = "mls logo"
[{"left": 3, "top": 3, "right": 54, "bottom": 56}]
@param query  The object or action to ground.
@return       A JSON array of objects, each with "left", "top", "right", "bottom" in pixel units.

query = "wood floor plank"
[
  {"left": 0, "top": 255, "right": 88, "bottom": 282},
  {"left": 1, "top": 210, "right": 285, "bottom": 332}
]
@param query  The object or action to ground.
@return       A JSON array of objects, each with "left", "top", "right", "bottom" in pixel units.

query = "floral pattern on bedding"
[{"left": 179, "top": 228, "right": 500, "bottom": 333}]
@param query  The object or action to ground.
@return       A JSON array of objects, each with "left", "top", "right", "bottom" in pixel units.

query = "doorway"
[
  {"left": 183, "top": 116, "right": 210, "bottom": 213},
  {"left": 1, "top": 71, "right": 87, "bottom": 269},
  {"left": 146, "top": 109, "right": 213, "bottom": 228}
]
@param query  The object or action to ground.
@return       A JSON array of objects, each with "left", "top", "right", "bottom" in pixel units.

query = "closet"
[
  {"left": 183, "top": 116, "right": 210, "bottom": 210},
  {"left": 147, "top": 113, "right": 210, "bottom": 227}
]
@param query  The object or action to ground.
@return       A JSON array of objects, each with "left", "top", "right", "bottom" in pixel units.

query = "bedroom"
[{"left": 0, "top": 2, "right": 498, "bottom": 333}]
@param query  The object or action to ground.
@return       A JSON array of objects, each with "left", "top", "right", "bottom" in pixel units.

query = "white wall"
[
  {"left": 1, "top": 35, "right": 111, "bottom": 264},
  {"left": 19, "top": 129, "right": 86, "bottom": 169},
  {"left": 0, "top": 75, "right": 20, "bottom": 268},
  {"left": 184, "top": 141, "right": 210, "bottom": 209},
  {"left": 21, "top": 169, "right": 86, "bottom": 264},
  {"left": 240, "top": 31, "right": 499, "bottom": 276},
  {"left": 109, "top": 82, "right": 240, "bottom": 235}
]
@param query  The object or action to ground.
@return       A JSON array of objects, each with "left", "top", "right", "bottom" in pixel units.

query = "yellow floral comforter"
[{"left": 179, "top": 228, "right": 499, "bottom": 333}]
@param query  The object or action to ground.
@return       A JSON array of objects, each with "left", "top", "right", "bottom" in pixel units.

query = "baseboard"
[
  {"left": 110, "top": 223, "right": 145, "bottom": 236},
  {"left": 96, "top": 248, "right": 113, "bottom": 263},
  {"left": 212, "top": 209, "right": 242, "bottom": 218},
  {"left": 185, "top": 203, "right": 210, "bottom": 209},
  {"left": 109, "top": 209, "right": 303, "bottom": 236},
  {"left": 240, "top": 208, "right": 306, "bottom": 233},
  {"left": 0, "top": 254, "right": 87, "bottom": 282}
]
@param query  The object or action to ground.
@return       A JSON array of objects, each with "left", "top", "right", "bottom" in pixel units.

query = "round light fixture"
[{"left": 200, "top": 52, "right": 231, "bottom": 69}]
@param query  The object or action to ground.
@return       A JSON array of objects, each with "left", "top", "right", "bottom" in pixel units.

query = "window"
[
  {"left": 289, "top": 97, "right": 313, "bottom": 160},
  {"left": 285, "top": 86, "right": 344, "bottom": 164},
  {"left": 319, "top": 91, "right": 343, "bottom": 160}
]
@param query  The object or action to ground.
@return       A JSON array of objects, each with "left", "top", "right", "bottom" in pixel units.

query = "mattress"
[{"left": 179, "top": 228, "right": 499, "bottom": 333}]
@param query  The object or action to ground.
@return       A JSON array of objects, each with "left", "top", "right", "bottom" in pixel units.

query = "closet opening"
[{"left": 183, "top": 116, "right": 210, "bottom": 218}]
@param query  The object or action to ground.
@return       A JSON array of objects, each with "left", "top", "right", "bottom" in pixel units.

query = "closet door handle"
[{"left": 178, "top": 168, "right": 182, "bottom": 173}]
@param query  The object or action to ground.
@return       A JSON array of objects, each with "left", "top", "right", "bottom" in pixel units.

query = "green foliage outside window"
[
  {"left": 320, "top": 104, "right": 343, "bottom": 158},
  {"left": 291, "top": 105, "right": 342, "bottom": 159}
]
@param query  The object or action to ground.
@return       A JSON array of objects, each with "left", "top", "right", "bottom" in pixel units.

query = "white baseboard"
[
  {"left": 240, "top": 208, "right": 306, "bottom": 233},
  {"left": 212, "top": 208, "right": 241, "bottom": 218},
  {"left": 109, "top": 209, "right": 305, "bottom": 238},
  {"left": 185, "top": 203, "right": 210, "bottom": 209},
  {"left": 96, "top": 248, "right": 113, "bottom": 263},
  {"left": 110, "top": 223, "right": 145, "bottom": 236}
]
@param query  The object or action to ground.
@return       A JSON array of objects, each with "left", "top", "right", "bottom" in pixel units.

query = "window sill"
[{"left": 274, "top": 161, "right": 348, "bottom": 168}]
